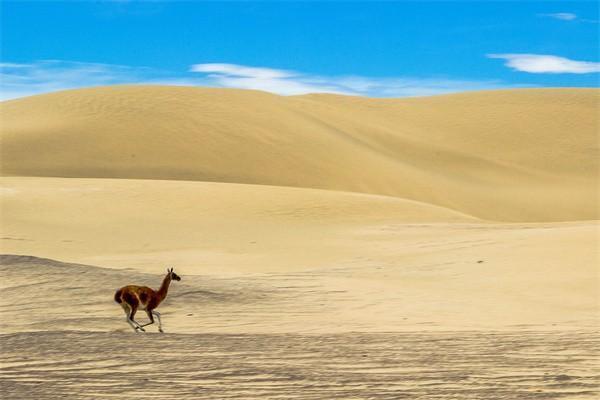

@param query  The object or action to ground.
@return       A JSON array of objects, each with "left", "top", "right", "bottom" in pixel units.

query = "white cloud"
[
  {"left": 1, "top": 59, "right": 515, "bottom": 101},
  {"left": 190, "top": 64, "right": 295, "bottom": 80},
  {"left": 190, "top": 63, "right": 351, "bottom": 95},
  {"left": 538, "top": 12, "right": 598, "bottom": 24},
  {"left": 0, "top": 62, "right": 32, "bottom": 68},
  {"left": 0, "top": 60, "right": 157, "bottom": 100},
  {"left": 487, "top": 54, "right": 600, "bottom": 74},
  {"left": 539, "top": 13, "right": 577, "bottom": 21},
  {"left": 189, "top": 62, "right": 510, "bottom": 97}
]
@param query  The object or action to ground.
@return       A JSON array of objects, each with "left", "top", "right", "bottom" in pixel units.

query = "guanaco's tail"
[{"left": 114, "top": 288, "right": 123, "bottom": 304}]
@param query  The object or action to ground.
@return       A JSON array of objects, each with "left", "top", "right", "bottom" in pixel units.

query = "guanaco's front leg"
[{"left": 153, "top": 311, "right": 163, "bottom": 333}]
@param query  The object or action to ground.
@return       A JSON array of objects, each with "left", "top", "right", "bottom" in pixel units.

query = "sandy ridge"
[{"left": 1, "top": 86, "right": 598, "bottom": 221}]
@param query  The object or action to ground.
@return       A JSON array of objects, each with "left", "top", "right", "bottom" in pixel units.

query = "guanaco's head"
[{"left": 167, "top": 267, "right": 181, "bottom": 281}]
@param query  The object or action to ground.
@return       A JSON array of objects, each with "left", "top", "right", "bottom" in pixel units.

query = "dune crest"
[{"left": 1, "top": 86, "right": 598, "bottom": 222}]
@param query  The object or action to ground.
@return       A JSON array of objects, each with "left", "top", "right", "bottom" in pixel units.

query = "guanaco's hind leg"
[
  {"left": 121, "top": 303, "right": 144, "bottom": 332},
  {"left": 129, "top": 306, "right": 145, "bottom": 332},
  {"left": 121, "top": 304, "right": 137, "bottom": 331}
]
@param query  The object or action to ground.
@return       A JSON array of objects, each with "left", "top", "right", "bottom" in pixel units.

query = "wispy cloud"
[
  {"left": 190, "top": 64, "right": 295, "bottom": 80},
  {"left": 189, "top": 63, "right": 510, "bottom": 97},
  {"left": 539, "top": 12, "right": 577, "bottom": 21},
  {"left": 487, "top": 54, "right": 600, "bottom": 74},
  {"left": 0, "top": 60, "right": 157, "bottom": 100},
  {"left": 538, "top": 12, "right": 598, "bottom": 23},
  {"left": 190, "top": 63, "right": 352, "bottom": 95},
  {"left": 1, "top": 59, "right": 515, "bottom": 101}
]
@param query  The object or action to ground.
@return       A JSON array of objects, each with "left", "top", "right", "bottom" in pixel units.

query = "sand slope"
[
  {"left": 0, "top": 176, "right": 472, "bottom": 274},
  {"left": 1, "top": 86, "right": 598, "bottom": 221},
  {"left": 1, "top": 180, "right": 597, "bottom": 332}
]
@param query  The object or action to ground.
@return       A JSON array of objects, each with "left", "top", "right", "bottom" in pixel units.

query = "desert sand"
[
  {"left": 1, "top": 86, "right": 598, "bottom": 221},
  {"left": 1, "top": 86, "right": 598, "bottom": 398}
]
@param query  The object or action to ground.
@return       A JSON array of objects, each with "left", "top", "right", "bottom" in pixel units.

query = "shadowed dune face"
[{"left": 1, "top": 86, "right": 598, "bottom": 221}]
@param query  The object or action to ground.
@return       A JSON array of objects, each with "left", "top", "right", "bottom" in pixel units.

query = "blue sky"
[{"left": 1, "top": 1, "right": 598, "bottom": 100}]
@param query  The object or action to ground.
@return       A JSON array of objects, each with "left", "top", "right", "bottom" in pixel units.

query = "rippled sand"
[
  {"left": 1, "top": 331, "right": 598, "bottom": 399},
  {"left": 0, "top": 255, "right": 598, "bottom": 399}
]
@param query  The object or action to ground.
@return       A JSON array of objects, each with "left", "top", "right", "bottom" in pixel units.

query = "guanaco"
[{"left": 114, "top": 268, "right": 181, "bottom": 332}]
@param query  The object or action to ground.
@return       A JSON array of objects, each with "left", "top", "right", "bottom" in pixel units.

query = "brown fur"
[
  {"left": 114, "top": 288, "right": 123, "bottom": 304},
  {"left": 114, "top": 268, "right": 181, "bottom": 332}
]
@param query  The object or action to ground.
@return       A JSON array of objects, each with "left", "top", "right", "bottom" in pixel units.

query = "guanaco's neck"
[{"left": 157, "top": 274, "right": 172, "bottom": 303}]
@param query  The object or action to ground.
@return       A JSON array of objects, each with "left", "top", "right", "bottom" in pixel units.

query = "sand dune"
[
  {"left": 1, "top": 209, "right": 599, "bottom": 333},
  {"left": 1, "top": 86, "right": 598, "bottom": 398},
  {"left": 0, "top": 176, "right": 472, "bottom": 273},
  {"left": 1, "top": 86, "right": 598, "bottom": 221},
  {"left": 1, "top": 182, "right": 597, "bottom": 331},
  {"left": 0, "top": 87, "right": 597, "bottom": 331}
]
